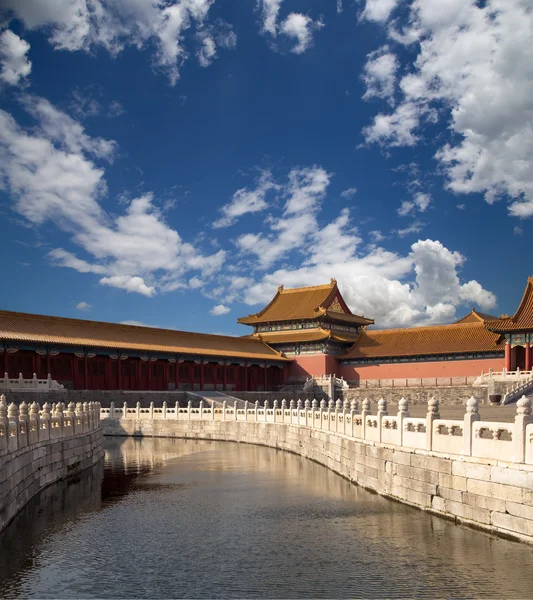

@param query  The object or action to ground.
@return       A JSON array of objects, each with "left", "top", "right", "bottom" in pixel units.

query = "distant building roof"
[
  {"left": 454, "top": 308, "right": 498, "bottom": 324},
  {"left": 238, "top": 280, "right": 373, "bottom": 326},
  {"left": 342, "top": 321, "right": 504, "bottom": 360},
  {"left": 485, "top": 277, "right": 533, "bottom": 333},
  {"left": 0, "top": 310, "right": 288, "bottom": 362}
]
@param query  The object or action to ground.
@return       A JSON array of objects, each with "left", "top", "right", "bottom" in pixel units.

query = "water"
[{"left": 1, "top": 438, "right": 533, "bottom": 599}]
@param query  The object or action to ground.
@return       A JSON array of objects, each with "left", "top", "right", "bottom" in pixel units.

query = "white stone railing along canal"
[{"left": 102, "top": 396, "right": 533, "bottom": 464}]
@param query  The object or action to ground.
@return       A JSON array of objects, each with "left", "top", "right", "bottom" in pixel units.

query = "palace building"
[{"left": 1, "top": 277, "right": 532, "bottom": 391}]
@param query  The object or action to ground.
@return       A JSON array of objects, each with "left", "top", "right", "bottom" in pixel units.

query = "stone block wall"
[
  {"left": 0, "top": 400, "right": 103, "bottom": 532},
  {"left": 340, "top": 385, "right": 487, "bottom": 405},
  {"left": 102, "top": 416, "right": 533, "bottom": 544}
]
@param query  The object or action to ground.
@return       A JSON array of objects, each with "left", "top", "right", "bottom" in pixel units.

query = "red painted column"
[
  {"left": 175, "top": 362, "right": 180, "bottom": 390},
  {"left": 263, "top": 365, "right": 267, "bottom": 391},
  {"left": 164, "top": 360, "right": 169, "bottom": 391},
  {"left": 135, "top": 359, "right": 140, "bottom": 390},
  {"left": 32, "top": 352, "right": 36, "bottom": 376},
  {"left": 526, "top": 343, "right": 531, "bottom": 372},
  {"left": 117, "top": 358, "right": 122, "bottom": 390},
  {"left": 3, "top": 349, "right": 8, "bottom": 377},
  {"left": 505, "top": 342, "right": 511, "bottom": 371},
  {"left": 223, "top": 364, "right": 227, "bottom": 391},
  {"left": 83, "top": 354, "right": 88, "bottom": 389},
  {"left": 147, "top": 360, "right": 152, "bottom": 390},
  {"left": 244, "top": 364, "right": 248, "bottom": 392},
  {"left": 46, "top": 351, "right": 51, "bottom": 377},
  {"left": 200, "top": 363, "right": 204, "bottom": 391}
]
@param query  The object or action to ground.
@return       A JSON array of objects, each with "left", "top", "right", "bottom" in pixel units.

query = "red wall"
[
  {"left": 289, "top": 354, "right": 341, "bottom": 379},
  {"left": 338, "top": 357, "right": 504, "bottom": 382}
]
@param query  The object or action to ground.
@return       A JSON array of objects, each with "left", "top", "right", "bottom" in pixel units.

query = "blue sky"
[{"left": 0, "top": 0, "right": 531, "bottom": 335}]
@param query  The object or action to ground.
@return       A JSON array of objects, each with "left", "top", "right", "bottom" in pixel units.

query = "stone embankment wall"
[
  {"left": 340, "top": 386, "right": 487, "bottom": 405},
  {"left": 0, "top": 398, "right": 103, "bottom": 532},
  {"left": 102, "top": 397, "right": 533, "bottom": 543}
]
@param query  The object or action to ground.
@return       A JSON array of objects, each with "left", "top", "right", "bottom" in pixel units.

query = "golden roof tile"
[
  {"left": 238, "top": 280, "right": 373, "bottom": 325},
  {"left": 485, "top": 277, "right": 533, "bottom": 333},
  {"left": 0, "top": 310, "right": 289, "bottom": 361},
  {"left": 342, "top": 322, "right": 504, "bottom": 360},
  {"left": 253, "top": 328, "right": 361, "bottom": 344}
]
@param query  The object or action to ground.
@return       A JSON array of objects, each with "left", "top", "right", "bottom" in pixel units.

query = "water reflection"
[{"left": 0, "top": 437, "right": 532, "bottom": 598}]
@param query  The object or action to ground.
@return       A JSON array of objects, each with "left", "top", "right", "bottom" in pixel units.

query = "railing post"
[
  {"left": 264, "top": 400, "right": 269, "bottom": 422},
  {"left": 244, "top": 400, "right": 249, "bottom": 422},
  {"left": 362, "top": 398, "right": 370, "bottom": 440},
  {"left": 281, "top": 399, "right": 287, "bottom": 424},
  {"left": 136, "top": 401, "right": 141, "bottom": 419},
  {"left": 328, "top": 399, "right": 334, "bottom": 432},
  {"left": 149, "top": 401, "right": 154, "bottom": 419},
  {"left": 335, "top": 399, "right": 342, "bottom": 433},
  {"left": 163, "top": 400, "right": 168, "bottom": 419},
  {"left": 312, "top": 399, "right": 317, "bottom": 429},
  {"left": 463, "top": 396, "right": 479, "bottom": 456},
  {"left": 320, "top": 399, "right": 326, "bottom": 430},
  {"left": 377, "top": 398, "right": 387, "bottom": 442},
  {"left": 297, "top": 399, "right": 302, "bottom": 426},
  {"left": 397, "top": 397, "right": 409, "bottom": 447},
  {"left": 273, "top": 399, "right": 278, "bottom": 423},
  {"left": 514, "top": 396, "right": 533, "bottom": 463},
  {"left": 110, "top": 401, "right": 115, "bottom": 420},
  {"left": 123, "top": 401, "right": 128, "bottom": 419},
  {"left": 254, "top": 400, "right": 259, "bottom": 422},
  {"left": 350, "top": 399, "right": 358, "bottom": 438},
  {"left": 234, "top": 400, "right": 238, "bottom": 421},
  {"left": 199, "top": 400, "right": 204, "bottom": 419},
  {"left": 426, "top": 397, "right": 440, "bottom": 451},
  {"left": 305, "top": 399, "right": 310, "bottom": 427}
]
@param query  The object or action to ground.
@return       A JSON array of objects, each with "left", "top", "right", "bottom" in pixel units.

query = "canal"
[{"left": 1, "top": 437, "right": 533, "bottom": 598}]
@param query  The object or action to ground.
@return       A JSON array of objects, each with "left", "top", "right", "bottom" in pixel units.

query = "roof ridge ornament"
[{"left": 278, "top": 284, "right": 284, "bottom": 292}]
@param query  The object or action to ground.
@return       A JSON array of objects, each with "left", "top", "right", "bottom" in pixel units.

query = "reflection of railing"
[
  {"left": 0, "top": 373, "right": 64, "bottom": 391},
  {"left": 101, "top": 395, "right": 533, "bottom": 465},
  {"left": 0, "top": 396, "right": 100, "bottom": 455}
]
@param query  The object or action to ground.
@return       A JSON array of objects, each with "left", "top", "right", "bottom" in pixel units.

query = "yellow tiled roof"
[
  {"left": 0, "top": 310, "right": 289, "bottom": 361},
  {"left": 238, "top": 280, "right": 373, "bottom": 325},
  {"left": 343, "top": 322, "right": 504, "bottom": 359},
  {"left": 252, "top": 328, "right": 362, "bottom": 344},
  {"left": 486, "top": 277, "right": 533, "bottom": 332}
]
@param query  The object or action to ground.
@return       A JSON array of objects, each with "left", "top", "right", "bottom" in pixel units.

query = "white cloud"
[
  {"left": 22, "top": 95, "right": 117, "bottom": 161},
  {"left": 0, "top": 0, "right": 235, "bottom": 85},
  {"left": 196, "top": 20, "right": 237, "bottom": 68},
  {"left": 100, "top": 275, "right": 155, "bottom": 296},
  {"left": 397, "top": 192, "right": 431, "bottom": 216},
  {"left": 108, "top": 100, "right": 125, "bottom": 118},
  {"left": 362, "top": 0, "right": 533, "bottom": 217},
  {"left": 210, "top": 304, "right": 230, "bottom": 315},
  {"left": 76, "top": 301, "right": 91, "bottom": 311},
  {"left": 235, "top": 166, "right": 331, "bottom": 268},
  {"left": 361, "top": 0, "right": 399, "bottom": 23},
  {"left": 69, "top": 88, "right": 101, "bottom": 119},
  {"left": 362, "top": 46, "right": 398, "bottom": 104},
  {"left": 213, "top": 169, "right": 279, "bottom": 228},
  {"left": 120, "top": 320, "right": 158, "bottom": 327},
  {"left": 260, "top": 0, "right": 282, "bottom": 36},
  {"left": 279, "top": 13, "right": 324, "bottom": 54},
  {"left": 395, "top": 220, "right": 425, "bottom": 238},
  {"left": 0, "top": 97, "right": 226, "bottom": 296},
  {"left": 340, "top": 187, "right": 357, "bottom": 199},
  {"left": 0, "top": 30, "right": 31, "bottom": 86},
  {"left": 513, "top": 226, "right": 523, "bottom": 236},
  {"left": 258, "top": 1, "right": 323, "bottom": 54}
]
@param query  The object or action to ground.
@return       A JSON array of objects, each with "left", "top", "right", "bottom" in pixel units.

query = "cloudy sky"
[{"left": 0, "top": 0, "right": 531, "bottom": 335}]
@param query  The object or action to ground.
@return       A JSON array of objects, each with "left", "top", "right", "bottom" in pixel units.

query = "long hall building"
[{"left": 1, "top": 277, "right": 532, "bottom": 390}]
